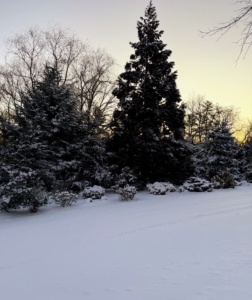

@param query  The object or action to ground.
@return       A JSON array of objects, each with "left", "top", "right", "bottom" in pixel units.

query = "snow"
[
  {"left": 1, "top": 186, "right": 252, "bottom": 300},
  {"left": 147, "top": 182, "right": 176, "bottom": 194}
]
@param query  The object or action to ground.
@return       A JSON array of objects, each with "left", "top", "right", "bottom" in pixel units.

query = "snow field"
[{"left": 1, "top": 186, "right": 252, "bottom": 300}]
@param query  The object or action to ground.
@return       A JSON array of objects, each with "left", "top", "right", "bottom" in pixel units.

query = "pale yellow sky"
[{"left": 0, "top": 0, "right": 251, "bottom": 119}]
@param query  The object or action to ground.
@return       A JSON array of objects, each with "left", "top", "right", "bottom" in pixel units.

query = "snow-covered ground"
[{"left": 1, "top": 186, "right": 252, "bottom": 300}]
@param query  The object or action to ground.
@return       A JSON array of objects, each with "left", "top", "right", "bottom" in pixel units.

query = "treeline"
[{"left": 0, "top": 2, "right": 252, "bottom": 212}]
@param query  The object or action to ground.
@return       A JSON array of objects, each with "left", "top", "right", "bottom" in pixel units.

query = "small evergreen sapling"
[{"left": 211, "top": 170, "right": 235, "bottom": 189}]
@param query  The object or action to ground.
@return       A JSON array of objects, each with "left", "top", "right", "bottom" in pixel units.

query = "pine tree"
[
  {"left": 0, "top": 66, "right": 108, "bottom": 211},
  {"left": 194, "top": 121, "right": 243, "bottom": 180},
  {"left": 108, "top": 2, "right": 194, "bottom": 184}
]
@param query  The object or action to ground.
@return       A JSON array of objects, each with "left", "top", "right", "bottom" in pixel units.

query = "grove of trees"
[{"left": 0, "top": 1, "right": 251, "bottom": 212}]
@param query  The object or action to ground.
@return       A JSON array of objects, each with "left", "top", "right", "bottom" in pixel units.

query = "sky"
[{"left": 0, "top": 0, "right": 251, "bottom": 118}]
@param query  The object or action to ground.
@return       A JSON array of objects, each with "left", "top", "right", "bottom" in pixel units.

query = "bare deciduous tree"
[
  {"left": 44, "top": 25, "right": 86, "bottom": 84},
  {"left": 0, "top": 25, "right": 117, "bottom": 123},
  {"left": 239, "top": 119, "right": 252, "bottom": 144},
  {"left": 201, "top": 0, "right": 252, "bottom": 58},
  {"left": 185, "top": 94, "right": 241, "bottom": 143},
  {"left": 72, "top": 48, "right": 117, "bottom": 121}
]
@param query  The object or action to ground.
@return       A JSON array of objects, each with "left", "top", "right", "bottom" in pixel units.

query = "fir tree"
[
  {"left": 194, "top": 121, "right": 243, "bottom": 180},
  {"left": 108, "top": 2, "right": 193, "bottom": 184},
  {"left": 0, "top": 66, "right": 108, "bottom": 211}
]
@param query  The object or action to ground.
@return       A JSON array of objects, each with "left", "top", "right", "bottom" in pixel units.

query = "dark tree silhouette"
[{"left": 108, "top": 1, "right": 194, "bottom": 184}]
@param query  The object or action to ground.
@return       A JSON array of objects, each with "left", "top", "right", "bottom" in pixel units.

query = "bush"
[
  {"left": 160, "top": 182, "right": 176, "bottom": 192},
  {"left": 147, "top": 182, "right": 176, "bottom": 195},
  {"left": 111, "top": 167, "right": 138, "bottom": 192},
  {"left": 53, "top": 191, "right": 78, "bottom": 207},
  {"left": 83, "top": 185, "right": 105, "bottom": 200},
  {"left": 183, "top": 177, "right": 212, "bottom": 192},
  {"left": 211, "top": 170, "right": 235, "bottom": 189},
  {"left": 118, "top": 185, "right": 137, "bottom": 201},
  {"left": 0, "top": 169, "right": 47, "bottom": 212}
]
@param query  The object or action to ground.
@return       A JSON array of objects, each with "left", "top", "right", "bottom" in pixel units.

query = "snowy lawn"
[{"left": 1, "top": 186, "right": 252, "bottom": 300}]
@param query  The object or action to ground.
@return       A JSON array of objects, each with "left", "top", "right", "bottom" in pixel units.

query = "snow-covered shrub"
[
  {"left": 183, "top": 177, "right": 212, "bottom": 192},
  {"left": 83, "top": 185, "right": 105, "bottom": 200},
  {"left": 53, "top": 191, "right": 78, "bottom": 207},
  {"left": 0, "top": 169, "right": 47, "bottom": 212},
  {"left": 211, "top": 171, "right": 235, "bottom": 189},
  {"left": 118, "top": 185, "right": 137, "bottom": 201},
  {"left": 94, "top": 167, "right": 113, "bottom": 189},
  {"left": 147, "top": 182, "right": 166, "bottom": 195},
  {"left": 193, "top": 122, "right": 243, "bottom": 180},
  {"left": 111, "top": 167, "right": 138, "bottom": 192},
  {"left": 160, "top": 182, "right": 176, "bottom": 192},
  {"left": 147, "top": 182, "right": 176, "bottom": 195}
]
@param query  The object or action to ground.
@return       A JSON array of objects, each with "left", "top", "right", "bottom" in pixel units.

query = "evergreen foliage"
[
  {"left": 83, "top": 185, "right": 105, "bottom": 200},
  {"left": 111, "top": 167, "right": 138, "bottom": 192},
  {"left": 241, "top": 141, "right": 252, "bottom": 182},
  {"left": 0, "top": 66, "right": 108, "bottom": 211},
  {"left": 108, "top": 1, "right": 194, "bottom": 184},
  {"left": 0, "top": 167, "right": 47, "bottom": 212},
  {"left": 118, "top": 185, "right": 137, "bottom": 201},
  {"left": 147, "top": 182, "right": 176, "bottom": 195},
  {"left": 183, "top": 177, "right": 213, "bottom": 192},
  {"left": 211, "top": 170, "right": 236, "bottom": 189},
  {"left": 53, "top": 191, "right": 78, "bottom": 207},
  {"left": 194, "top": 122, "right": 243, "bottom": 180}
]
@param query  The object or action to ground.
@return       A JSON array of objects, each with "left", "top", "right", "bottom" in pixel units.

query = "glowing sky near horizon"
[{"left": 0, "top": 0, "right": 251, "bottom": 118}]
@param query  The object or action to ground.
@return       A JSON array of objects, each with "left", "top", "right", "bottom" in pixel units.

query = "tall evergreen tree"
[
  {"left": 108, "top": 1, "right": 193, "bottom": 184},
  {"left": 0, "top": 66, "right": 108, "bottom": 211}
]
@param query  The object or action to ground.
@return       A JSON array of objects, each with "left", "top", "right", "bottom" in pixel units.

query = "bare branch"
[
  {"left": 200, "top": 0, "right": 252, "bottom": 59},
  {"left": 0, "top": 26, "right": 117, "bottom": 124}
]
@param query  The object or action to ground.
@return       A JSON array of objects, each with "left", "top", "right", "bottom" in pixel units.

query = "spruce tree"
[
  {"left": 0, "top": 66, "right": 108, "bottom": 211},
  {"left": 108, "top": 1, "right": 193, "bottom": 184},
  {"left": 194, "top": 121, "right": 243, "bottom": 180}
]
